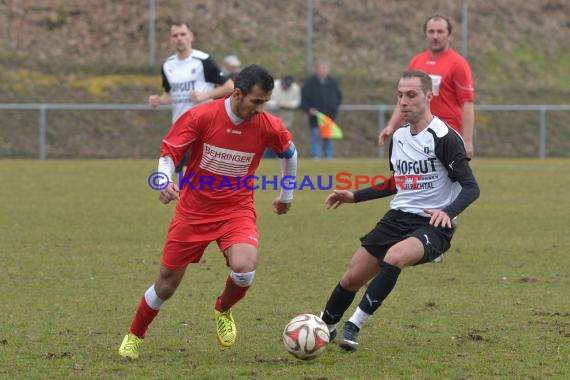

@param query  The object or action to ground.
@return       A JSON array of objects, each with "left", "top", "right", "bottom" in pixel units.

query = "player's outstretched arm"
[{"left": 325, "top": 190, "right": 355, "bottom": 209}]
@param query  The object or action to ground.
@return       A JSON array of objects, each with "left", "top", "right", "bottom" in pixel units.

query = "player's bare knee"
[
  {"left": 230, "top": 259, "right": 257, "bottom": 274},
  {"left": 155, "top": 271, "right": 184, "bottom": 299},
  {"left": 154, "top": 276, "right": 181, "bottom": 301},
  {"left": 226, "top": 245, "right": 258, "bottom": 273},
  {"left": 383, "top": 251, "right": 406, "bottom": 268},
  {"left": 339, "top": 273, "right": 362, "bottom": 292},
  {"left": 153, "top": 280, "right": 177, "bottom": 300}
]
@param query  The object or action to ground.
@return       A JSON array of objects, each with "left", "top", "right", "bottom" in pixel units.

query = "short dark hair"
[
  {"left": 234, "top": 64, "right": 275, "bottom": 95},
  {"left": 401, "top": 70, "right": 433, "bottom": 94},
  {"left": 170, "top": 20, "right": 191, "bottom": 30},
  {"left": 423, "top": 14, "right": 453, "bottom": 35},
  {"left": 282, "top": 75, "right": 294, "bottom": 88}
]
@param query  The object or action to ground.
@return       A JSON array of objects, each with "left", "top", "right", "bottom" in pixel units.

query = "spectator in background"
[
  {"left": 264, "top": 75, "right": 301, "bottom": 158},
  {"left": 149, "top": 21, "right": 234, "bottom": 174},
  {"left": 223, "top": 55, "right": 242, "bottom": 81},
  {"left": 301, "top": 59, "right": 342, "bottom": 160},
  {"left": 378, "top": 14, "right": 475, "bottom": 263}
]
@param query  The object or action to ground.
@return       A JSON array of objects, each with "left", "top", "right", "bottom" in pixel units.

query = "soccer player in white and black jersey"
[
  {"left": 149, "top": 21, "right": 234, "bottom": 173},
  {"left": 319, "top": 70, "right": 480, "bottom": 352}
]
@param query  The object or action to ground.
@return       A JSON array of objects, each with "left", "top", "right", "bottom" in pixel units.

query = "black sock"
[
  {"left": 358, "top": 261, "right": 401, "bottom": 315},
  {"left": 321, "top": 283, "right": 356, "bottom": 325}
]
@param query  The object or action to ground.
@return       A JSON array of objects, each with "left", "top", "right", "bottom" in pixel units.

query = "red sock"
[
  {"left": 215, "top": 275, "right": 249, "bottom": 312},
  {"left": 128, "top": 296, "right": 160, "bottom": 338}
]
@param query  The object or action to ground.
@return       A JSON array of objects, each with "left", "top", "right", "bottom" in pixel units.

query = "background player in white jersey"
[
  {"left": 119, "top": 64, "right": 297, "bottom": 360},
  {"left": 149, "top": 20, "right": 234, "bottom": 173},
  {"left": 318, "top": 70, "right": 479, "bottom": 352}
]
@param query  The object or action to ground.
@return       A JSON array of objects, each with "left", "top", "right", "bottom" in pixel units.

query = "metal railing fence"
[{"left": 0, "top": 103, "right": 568, "bottom": 159}]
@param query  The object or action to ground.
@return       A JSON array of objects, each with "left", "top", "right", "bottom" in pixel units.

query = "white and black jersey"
[
  {"left": 354, "top": 116, "right": 479, "bottom": 219},
  {"left": 389, "top": 117, "right": 464, "bottom": 216},
  {"left": 161, "top": 49, "right": 229, "bottom": 122}
]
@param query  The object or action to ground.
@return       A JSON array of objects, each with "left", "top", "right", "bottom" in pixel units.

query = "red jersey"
[
  {"left": 408, "top": 48, "right": 474, "bottom": 133},
  {"left": 160, "top": 98, "right": 293, "bottom": 223}
]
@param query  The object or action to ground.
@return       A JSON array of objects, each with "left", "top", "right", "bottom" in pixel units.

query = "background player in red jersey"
[
  {"left": 119, "top": 64, "right": 298, "bottom": 359},
  {"left": 379, "top": 14, "right": 475, "bottom": 158}
]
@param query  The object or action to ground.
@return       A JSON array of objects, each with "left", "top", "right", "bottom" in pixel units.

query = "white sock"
[
  {"left": 144, "top": 285, "right": 165, "bottom": 310},
  {"left": 348, "top": 307, "right": 370, "bottom": 329}
]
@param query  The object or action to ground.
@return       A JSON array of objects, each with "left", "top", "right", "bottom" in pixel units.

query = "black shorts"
[{"left": 360, "top": 209, "right": 455, "bottom": 265}]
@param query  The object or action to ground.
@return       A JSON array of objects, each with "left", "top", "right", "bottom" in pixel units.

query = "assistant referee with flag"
[{"left": 301, "top": 59, "right": 342, "bottom": 159}]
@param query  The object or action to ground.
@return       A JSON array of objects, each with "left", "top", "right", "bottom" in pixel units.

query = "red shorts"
[{"left": 162, "top": 216, "right": 259, "bottom": 270}]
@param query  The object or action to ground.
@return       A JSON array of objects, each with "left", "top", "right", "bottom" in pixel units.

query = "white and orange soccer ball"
[{"left": 282, "top": 313, "right": 330, "bottom": 360}]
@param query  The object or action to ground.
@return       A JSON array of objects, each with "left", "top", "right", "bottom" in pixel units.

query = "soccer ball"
[{"left": 282, "top": 313, "right": 330, "bottom": 360}]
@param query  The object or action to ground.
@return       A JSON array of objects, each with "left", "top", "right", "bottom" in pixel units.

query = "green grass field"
[{"left": 1, "top": 158, "right": 568, "bottom": 379}]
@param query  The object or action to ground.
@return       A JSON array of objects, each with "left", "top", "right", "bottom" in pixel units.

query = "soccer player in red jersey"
[
  {"left": 119, "top": 64, "right": 298, "bottom": 359},
  {"left": 380, "top": 14, "right": 475, "bottom": 158}
]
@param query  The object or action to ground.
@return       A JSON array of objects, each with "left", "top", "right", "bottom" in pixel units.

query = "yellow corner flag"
[{"left": 315, "top": 111, "right": 343, "bottom": 139}]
